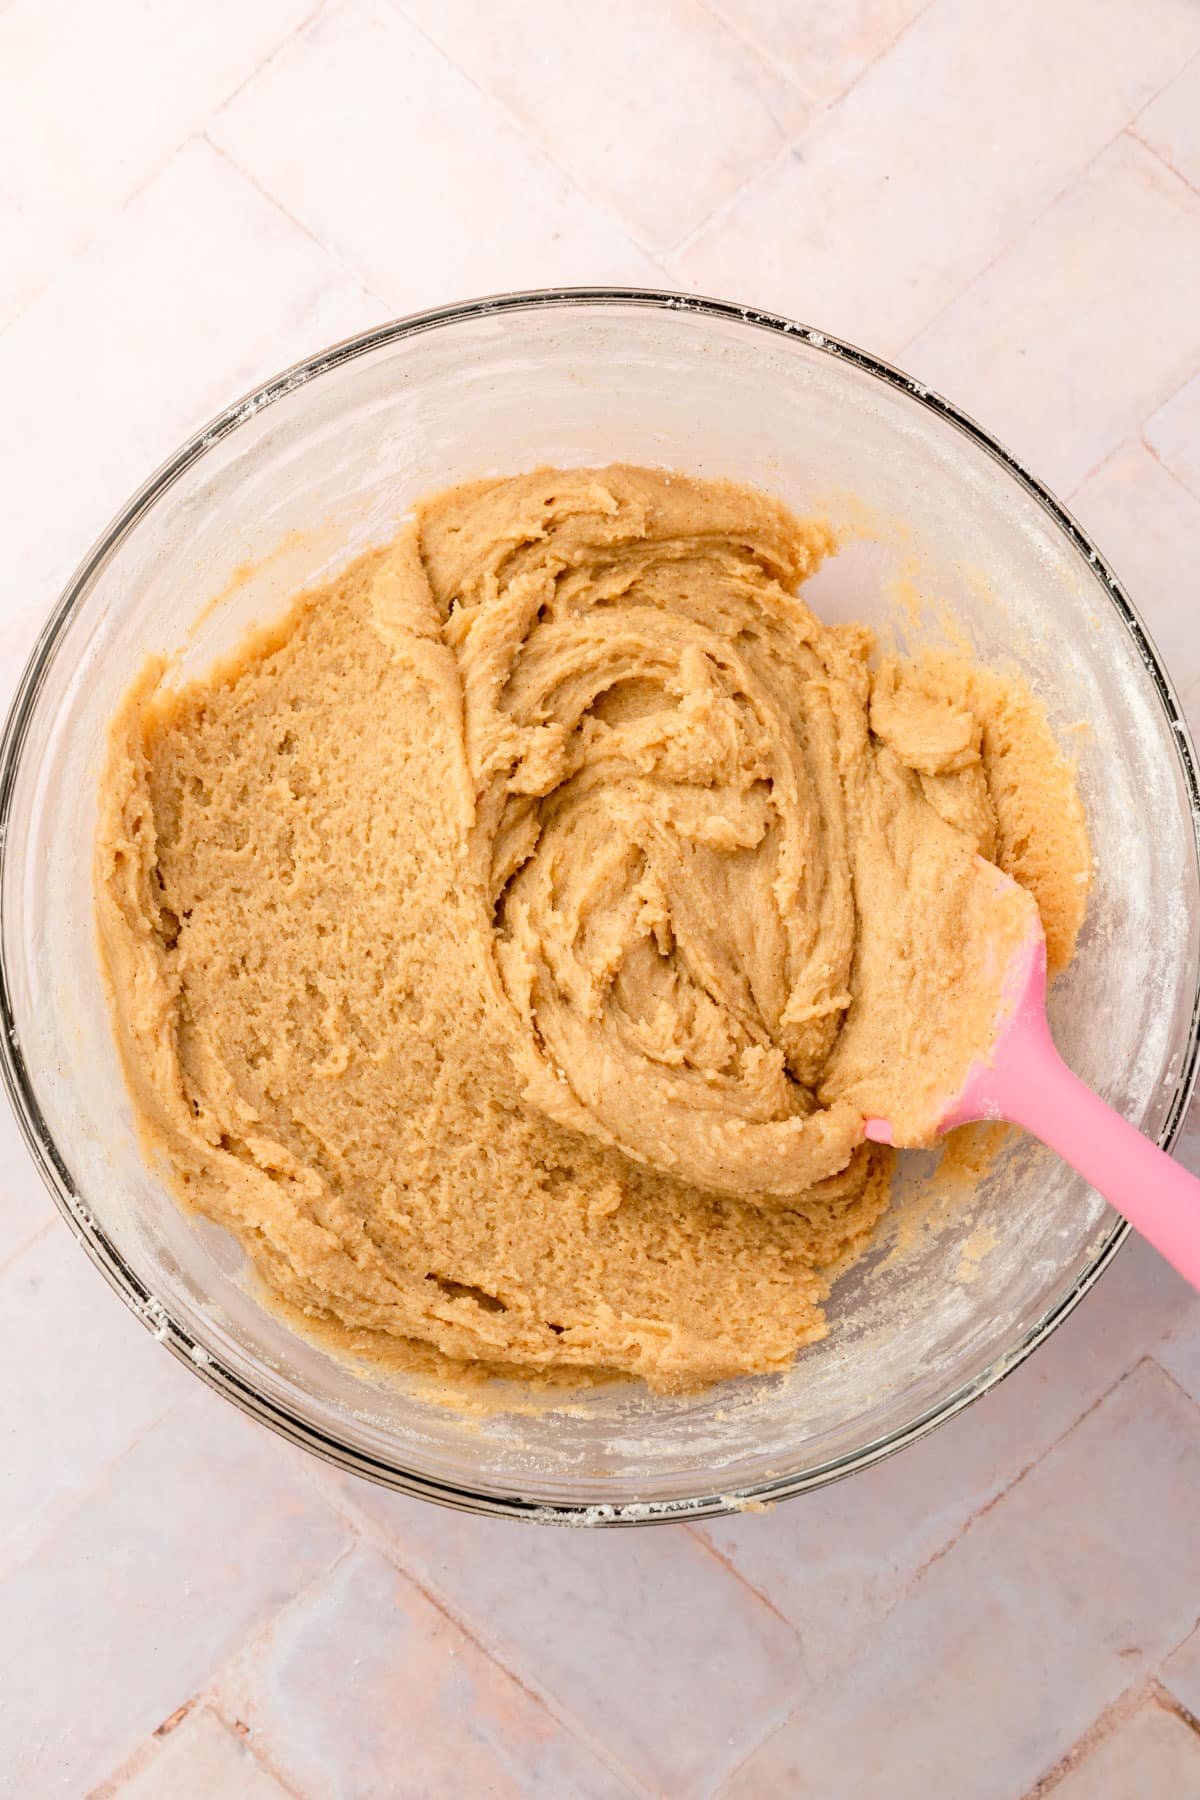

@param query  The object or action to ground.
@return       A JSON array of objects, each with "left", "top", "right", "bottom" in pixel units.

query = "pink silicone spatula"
[{"left": 863, "top": 866, "right": 1200, "bottom": 1291}]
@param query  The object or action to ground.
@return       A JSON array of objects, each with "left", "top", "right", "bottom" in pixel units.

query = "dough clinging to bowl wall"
[{"left": 96, "top": 465, "right": 1089, "bottom": 1392}]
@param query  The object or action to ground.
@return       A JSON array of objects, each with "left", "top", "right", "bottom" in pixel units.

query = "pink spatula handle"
[{"left": 976, "top": 1001, "right": 1200, "bottom": 1290}]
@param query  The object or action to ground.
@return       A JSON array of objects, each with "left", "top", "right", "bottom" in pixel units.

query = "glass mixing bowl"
[{"left": 3, "top": 290, "right": 1198, "bottom": 1525}]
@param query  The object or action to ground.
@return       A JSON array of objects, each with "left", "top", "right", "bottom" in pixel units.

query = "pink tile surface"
[
  {"left": 394, "top": 0, "right": 798, "bottom": 248},
  {"left": 0, "top": 136, "right": 384, "bottom": 622},
  {"left": 3, "top": 7, "right": 1200, "bottom": 1797},
  {"left": 0, "top": 0, "right": 315, "bottom": 328},
  {"left": 1163, "top": 1621, "right": 1200, "bottom": 1720},
  {"left": 905, "top": 134, "right": 1200, "bottom": 493},
  {"left": 1146, "top": 371, "right": 1200, "bottom": 502},
  {"left": 0, "top": 1099, "right": 54, "bottom": 1269},
  {"left": 699, "top": 1236, "right": 1194, "bottom": 1681},
  {"left": 1136, "top": 50, "right": 1200, "bottom": 192},
  {"left": 0, "top": 1225, "right": 190, "bottom": 1573},
  {"left": 703, "top": 0, "right": 933, "bottom": 112},
  {"left": 214, "top": 1545, "right": 631, "bottom": 1798},
  {"left": 210, "top": 1, "right": 665, "bottom": 313},
  {"left": 723, "top": 1362, "right": 1200, "bottom": 1800},
  {"left": 1153, "top": 1298, "right": 1200, "bottom": 1411},
  {"left": 1047, "top": 1701, "right": 1200, "bottom": 1799},
  {"left": 1068, "top": 439, "right": 1200, "bottom": 726},
  {"left": 100, "top": 1707, "right": 290, "bottom": 1800},
  {"left": 333, "top": 1481, "right": 805, "bottom": 1795},
  {"left": 677, "top": 0, "right": 1200, "bottom": 357},
  {"left": 0, "top": 1392, "right": 351, "bottom": 1795}
]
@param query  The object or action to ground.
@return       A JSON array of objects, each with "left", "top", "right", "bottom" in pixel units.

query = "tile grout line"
[
  {"left": 676, "top": 105, "right": 1170, "bottom": 343},
  {"left": 675, "top": 0, "right": 1161, "bottom": 292},
  {"left": 381, "top": 0, "right": 674, "bottom": 273},
  {"left": 1160, "top": 1610, "right": 1200, "bottom": 1669},
  {"left": 308, "top": 1443, "right": 975, "bottom": 1800},
  {"left": 878, "top": 1354, "right": 1159, "bottom": 1613},
  {"left": 712, "top": 1678, "right": 798, "bottom": 1800},
  {"left": 1063, "top": 403, "right": 1200, "bottom": 540},
  {"left": 672, "top": 0, "right": 942, "bottom": 270},
  {"left": 665, "top": 140, "right": 793, "bottom": 268},
  {"left": 702, "top": 1668, "right": 818, "bottom": 1800},
  {"left": 1127, "top": 123, "right": 1200, "bottom": 202},
  {"left": 210, "top": 0, "right": 335, "bottom": 123},
  {"left": 1067, "top": 438, "right": 1128, "bottom": 500},
  {"left": 206, "top": 1701, "right": 310, "bottom": 1798},
  {"left": 682, "top": 1522, "right": 807, "bottom": 1650},
  {"left": 0, "top": 1212, "right": 55, "bottom": 1278},
  {"left": 649, "top": 1512, "right": 815, "bottom": 1795},
  {"left": 1024, "top": 1676, "right": 1200, "bottom": 1798},
  {"left": 1145, "top": 1351, "right": 1200, "bottom": 1423},
  {"left": 294, "top": 1460, "right": 651, "bottom": 1799},
  {"left": 1141, "top": 425, "right": 1200, "bottom": 506},
  {"left": 664, "top": 0, "right": 824, "bottom": 156},
  {"left": 687, "top": 0, "right": 813, "bottom": 115},
  {"left": 664, "top": 0, "right": 804, "bottom": 147},
  {"left": 182, "top": 1540, "right": 359, "bottom": 1792},
  {"left": 693, "top": 0, "right": 940, "bottom": 129},
  {"left": 1132, "top": 41, "right": 1200, "bottom": 116},
  {"left": 201, "top": 133, "right": 393, "bottom": 318},
  {"left": 90, "top": 1696, "right": 304, "bottom": 1800},
  {"left": 1022, "top": 1674, "right": 1168, "bottom": 1797},
  {"left": 82, "top": 1295, "right": 1171, "bottom": 1797},
  {"left": 1046, "top": 32, "right": 1200, "bottom": 347},
  {"left": 0, "top": 0, "right": 336, "bottom": 343},
  {"left": 195, "top": 1529, "right": 361, "bottom": 1715},
  {"left": 1148, "top": 1672, "right": 1200, "bottom": 1738},
  {"left": 0, "top": 139, "right": 182, "bottom": 339},
  {"left": 0, "top": 1372, "right": 184, "bottom": 1589},
  {"left": 708, "top": 1354, "right": 1166, "bottom": 1793},
  {"left": 1069, "top": 410, "right": 1200, "bottom": 553},
  {"left": 89, "top": 1537, "right": 360, "bottom": 1798},
  {"left": 892, "top": 123, "right": 1195, "bottom": 370},
  {"left": 86, "top": 1706, "right": 201, "bottom": 1799},
  {"left": 715, "top": 1356, "right": 1192, "bottom": 1799}
]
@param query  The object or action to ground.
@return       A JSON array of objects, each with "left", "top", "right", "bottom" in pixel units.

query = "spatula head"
[{"left": 862, "top": 860, "right": 1046, "bottom": 1148}]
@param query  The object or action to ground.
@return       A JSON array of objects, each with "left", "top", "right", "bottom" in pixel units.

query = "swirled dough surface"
[{"left": 96, "top": 466, "right": 1090, "bottom": 1391}]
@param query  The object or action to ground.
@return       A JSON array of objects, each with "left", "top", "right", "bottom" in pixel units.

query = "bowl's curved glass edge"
[{"left": 0, "top": 286, "right": 1196, "bottom": 1526}]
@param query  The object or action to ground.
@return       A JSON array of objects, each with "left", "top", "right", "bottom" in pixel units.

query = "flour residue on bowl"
[{"left": 95, "top": 464, "right": 1091, "bottom": 1409}]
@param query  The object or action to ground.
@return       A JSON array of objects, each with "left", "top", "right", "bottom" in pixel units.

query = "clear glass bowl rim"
[{"left": 2, "top": 285, "right": 1198, "bottom": 1527}]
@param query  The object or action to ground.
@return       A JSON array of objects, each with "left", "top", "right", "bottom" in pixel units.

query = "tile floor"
[{"left": 2, "top": 3, "right": 1200, "bottom": 1794}]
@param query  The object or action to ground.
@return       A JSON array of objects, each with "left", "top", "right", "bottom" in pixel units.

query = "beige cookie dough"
[{"left": 96, "top": 466, "right": 1090, "bottom": 1392}]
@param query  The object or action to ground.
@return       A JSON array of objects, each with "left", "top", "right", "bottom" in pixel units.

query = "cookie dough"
[{"left": 96, "top": 466, "right": 1090, "bottom": 1391}]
